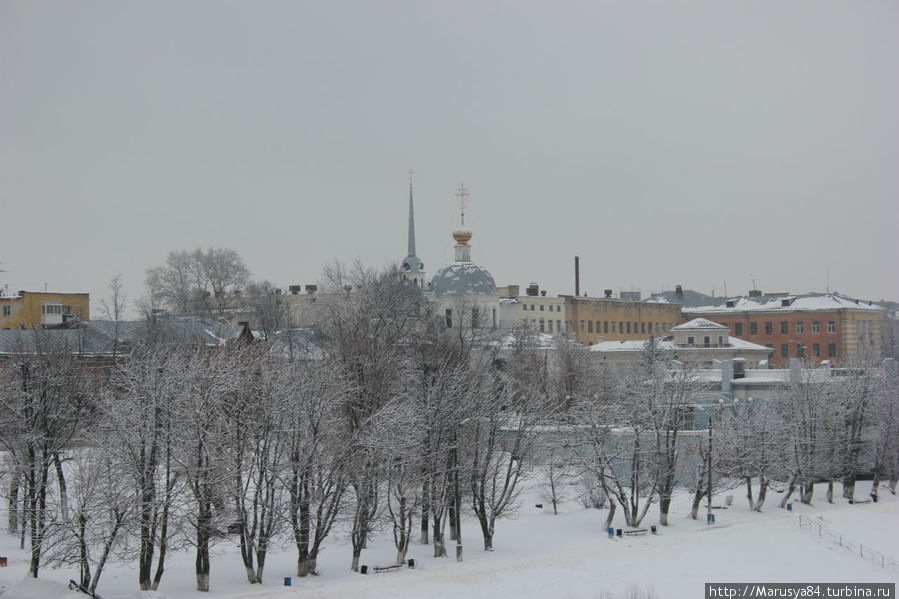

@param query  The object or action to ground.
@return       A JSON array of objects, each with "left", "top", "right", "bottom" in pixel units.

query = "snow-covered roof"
[
  {"left": 684, "top": 293, "right": 885, "bottom": 314},
  {"left": 589, "top": 336, "right": 772, "bottom": 353},
  {"left": 673, "top": 318, "right": 728, "bottom": 330},
  {"left": 430, "top": 263, "right": 498, "bottom": 296}
]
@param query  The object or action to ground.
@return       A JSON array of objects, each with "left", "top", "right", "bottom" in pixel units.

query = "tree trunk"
[
  {"left": 871, "top": 471, "right": 881, "bottom": 501},
  {"left": 800, "top": 483, "right": 814, "bottom": 505},
  {"left": 53, "top": 453, "right": 69, "bottom": 523},
  {"left": 779, "top": 480, "right": 796, "bottom": 508},
  {"left": 658, "top": 496, "right": 671, "bottom": 526},
  {"left": 351, "top": 550, "right": 361, "bottom": 573},
  {"left": 8, "top": 473, "right": 19, "bottom": 534},
  {"left": 752, "top": 479, "right": 768, "bottom": 512},
  {"left": 826, "top": 480, "right": 834, "bottom": 504},
  {"left": 604, "top": 500, "right": 617, "bottom": 529},
  {"left": 745, "top": 477, "right": 754, "bottom": 509}
]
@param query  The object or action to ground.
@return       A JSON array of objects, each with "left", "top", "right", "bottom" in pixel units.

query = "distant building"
[
  {"left": 429, "top": 185, "right": 500, "bottom": 331},
  {"left": 590, "top": 317, "right": 773, "bottom": 369},
  {"left": 564, "top": 291, "right": 684, "bottom": 345},
  {"left": 0, "top": 290, "right": 90, "bottom": 329},
  {"left": 648, "top": 287, "right": 886, "bottom": 366}
]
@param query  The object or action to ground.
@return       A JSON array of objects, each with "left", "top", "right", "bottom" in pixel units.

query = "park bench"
[
  {"left": 623, "top": 528, "right": 648, "bottom": 536},
  {"left": 373, "top": 564, "right": 404, "bottom": 573}
]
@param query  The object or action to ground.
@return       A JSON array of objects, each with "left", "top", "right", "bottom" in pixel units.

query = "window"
[
  {"left": 655, "top": 323, "right": 660, "bottom": 334},
  {"left": 548, "top": 320, "right": 553, "bottom": 332},
  {"left": 734, "top": 323, "right": 743, "bottom": 336},
  {"left": 588, "top": 321, "right": 593, "bottom": 333},
  {"left": 612, "top": 322, "right": 617, "bottom": 333},
  {"left": 796, "top": 321, "right": 804, "bottom": 334},
  {"left": 703, "top": 336, "right": 710, "bottom": 347},
  {"left": 812, "top": 343, "right": 820, "bottom": 357},
  {"left": 540, "top": 305, "right": 544, "bottom": 311},
  {"left": 796, "top": 344, "right": 805, "bottom": 358},
  {"left": 626, "top": 322, "right": 631, "bottom": 334},
  {"left": 604, "top": 321, "right": 609, "bottom": 334},
  {"left": 749, "top": 322, "right": 757, "bottom": 335},
  {"left": 557, "top": 320, "right": 561, "bottom": 332},
  {"left": 718, "top": 336, "right": 724, "bottom": 345},
  {"left": 781, "top": 321, "right": 788, "bottom": 334},
  {"left": 641, "top": 322, "right": 646, "bottom": 334},
  {"left": 812, "top": 321, "right": 820, "bottom": 334},
  {"left": 445, "top": 309, "right": 452, "bottom": 328},
  {"left": 828, "top": 342, "right": 836, "bottom": 357},
  {"left": 765, "top": 321, "right": 772, "bottom": 335},
  {"left": 539, "top": 319, "right": 545, "bottom": 332},
  {"left": 580, "top": 320, "right": 585, "bottom": 332},
  {"left": 493, "top": 308, "right": 497, "bottom": 328},
  {"left": 619, "top": 321, "right": 624, "bottom": 333},
  {"left": 781, "top": 344, "right": 789, "bottom": 358},
  {"left": 687, "top": 336, "right": 695, "bottom": 345},
  {"left": 472, "top": 307, "right": 479, "bottom": 328},
  {"left": 634, "top": 322, "right": 638, "bottom": 334},
  {"left": 827, "top": 321, "right": 835, "bottom": 333},
  {"left": 2, "top": 305, "right": 9, "bottom": 317}
]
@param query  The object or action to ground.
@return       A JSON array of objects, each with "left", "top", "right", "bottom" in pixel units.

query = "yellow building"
[
  {"left": 565, "top": 293, "right": 685, "bottom": 345},
  {"left": 0, "top": 291, "right": 90, "bottom": 329}
]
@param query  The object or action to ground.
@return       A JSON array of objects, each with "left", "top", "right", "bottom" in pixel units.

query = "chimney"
[
  {"left": 675, "top": 285, "right": 683, "bottom": 297},
  {"left": 540, "top": 290, "right": 547, "bottom": 297},
  {"left": 305, "top": 285, "right": 317, "bottom": 294},
  {"left": 604, "top": 289, "right": 613, "bottom": 298},
  {"left": 526, "top": 283, "right": 539, "bottom": 297},
  {"left": 289, "top": 285, "right": 302, "bottom": 295},
  {"left": 748, "top": 289, "right": 762, "bottom": 298},
  {"left": 575, "top": 256, "right": 580, "bottom": 297}
]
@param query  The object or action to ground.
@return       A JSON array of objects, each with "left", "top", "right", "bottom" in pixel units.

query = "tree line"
[{"left": 0, "top": 262, "right": 896, "bottom": 594}]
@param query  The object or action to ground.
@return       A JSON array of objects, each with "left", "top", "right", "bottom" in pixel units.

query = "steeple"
[
  {"left": 401, "top": 170, "right": 426, "bottom": 289},
  {"left": 452, "top": 184, "right": 472, "bottom": 262}
]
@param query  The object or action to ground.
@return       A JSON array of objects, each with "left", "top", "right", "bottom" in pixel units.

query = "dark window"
[
  {"left": 812, "top": 321, "right": 819, "bottom": 334},
  {"left": 539, "top": 319, "right": 545, "bottom": 332},
  {"left": 781, "top": 344, "right": 789, "bottom": 358},
  {"left": 796, "top": 321, "right": 804, "bottom": 334},
  {"left": 604, "top": 321, "right": 609, "bottom": 334},
  {"left": 2, "top": 305, "right": 9, "bottom": 317},
  {"left": 781, "top": 321, "right": 788, "bottom": 334},
  {"left": 734, "top": 323, "right": 743, "bottom": 336},
  {"left": 641, "top": 322, "right": 646, "bottom": 334},
  {"left": 687, "top": 336, "right": 695, "bottom": 345},
  {"left": 580, "top": 320, "right": 585, "bottom": 332},
  {"left": 588, "top": 320, "right": 593, "bottom": 333},
  {"left": 812, "top": 343, "right": 820, "bottom": 357},
  {"left": 765, "top": 321, "right": 772, "bottom": 335},
  {"left": 828, "top": 342, "right": 836, "bottom": 357},
  {"left": 703, "top": 336, "right": 710, "bottom": 347},
  {"left": 619, "top": 321, "right": 624, "bottom": 333},
  {"left": 540, "top": 305, "right": 544, "bottom": 311},
  {"left": 626, "top": 322, "right": 631, "bottom": 334},
  {"left": 749, "top": 322, "right": 757, "bottom": 335},
  {"left": 828, "top": 320, "right": 835, "bottom": 333}
]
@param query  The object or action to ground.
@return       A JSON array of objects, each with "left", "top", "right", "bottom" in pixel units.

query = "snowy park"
[{"left": 0, "top": 478, "right": 896, "bottom": 599}]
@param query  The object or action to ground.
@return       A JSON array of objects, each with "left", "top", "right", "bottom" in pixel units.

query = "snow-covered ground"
[{"left": 1, "top": 481, "right": 896, "bottom": 599}]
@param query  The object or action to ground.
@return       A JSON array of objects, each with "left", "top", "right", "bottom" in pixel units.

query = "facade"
[
  {"left": 564, "top": 293, "right": 684, "bottom": 345},
  {"left": 590, "top": 317, "right": 773, "bottom": 370},
  {"left": 498, "top": 283, "right": 570, "bottom": 335},
  {"left": 685, "top": 293, "right": 882, "bottom": 366},
  {"left": 0, "top": 290, "right": 90, "bottom": 329}
]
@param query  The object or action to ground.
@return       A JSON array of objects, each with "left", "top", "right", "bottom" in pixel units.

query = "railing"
[{"left": 798, "top": 514, "right": 899, "bottom": 572}]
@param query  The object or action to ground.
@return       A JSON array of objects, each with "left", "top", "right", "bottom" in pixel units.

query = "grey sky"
[{"left": 2, "top": 0, "right": 897, "bottom": 316}]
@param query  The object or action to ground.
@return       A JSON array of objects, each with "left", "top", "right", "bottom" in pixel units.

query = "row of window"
[
  {"left": 578, "top": 320, "right": 674, "bottom": 336},
  {"left": 772, "top": 342, "right": 836, "bottom": 358},
  {"left": 685, "top": 335, "right": 725, "bottom": 347},
  {"left": 445, "top": 307, "right": 497, "bottom": 329},
  {"left": 522, "top": 304, "right": 561, "bottom": 312},
  {"left": 734, "top": 320, "right": 836, "bottom": 337}
]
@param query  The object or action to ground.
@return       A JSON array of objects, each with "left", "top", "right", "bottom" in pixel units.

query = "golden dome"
[{"left": 452, "top": 229, "right": 472, "bottom": 245}]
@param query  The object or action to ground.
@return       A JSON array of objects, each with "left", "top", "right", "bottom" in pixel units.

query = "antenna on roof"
[
  {"left": 826, "top": 269, "right": 830, "bottom": 294},
  {"left": 750, "top": 274, "right": 756, "bottom": 291}
]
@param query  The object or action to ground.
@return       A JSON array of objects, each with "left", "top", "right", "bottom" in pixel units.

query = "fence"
[{"left": 798, "top": 514, "right": 899, "bottom": 573}]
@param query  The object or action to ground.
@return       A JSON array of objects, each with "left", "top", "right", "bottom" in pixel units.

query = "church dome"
[{"left": 430, "top": 263, "right": 498, "bottom": 296}]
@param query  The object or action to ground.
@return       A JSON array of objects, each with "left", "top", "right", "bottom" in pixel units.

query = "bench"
[
  {"left": 373, "top": 564, "right": 404, "bottom": 574},
  {"left": 623, "top": 528, "right": 647, "bottom": 536}
]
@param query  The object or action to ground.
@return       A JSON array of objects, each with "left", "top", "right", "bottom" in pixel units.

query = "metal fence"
[{"left": 798, "top": 514, "right": 899, "bottom": 572}]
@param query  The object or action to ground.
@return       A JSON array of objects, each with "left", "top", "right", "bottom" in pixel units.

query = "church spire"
[
  {"left": 401, "top": 170, "right": 425, "bottom": 287},
  {"left": 452, "top": 184, "right": 472, "bottom": 262},
  {"left": 407, "top": 170, "right": 417, "bottom": 259}
]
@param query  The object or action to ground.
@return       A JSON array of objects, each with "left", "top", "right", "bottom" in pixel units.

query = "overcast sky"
[{"left": 2, "top": 1, "right": 897, "bottom": 317}]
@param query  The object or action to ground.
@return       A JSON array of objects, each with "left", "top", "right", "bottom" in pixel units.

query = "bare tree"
[
  {"left": 145, "top": 247, "right": 250, "bottom": 317},
  {"left": 0, "top": 337, "right": 92, "bottom": 578}
]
